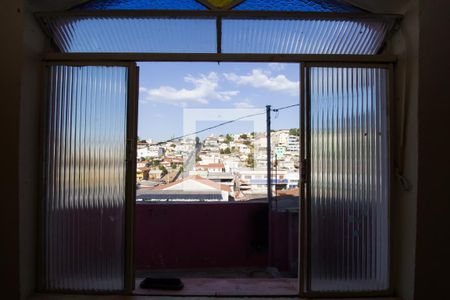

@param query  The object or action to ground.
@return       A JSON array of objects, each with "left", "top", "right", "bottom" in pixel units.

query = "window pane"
[
  {"left": 73, "top": 0, "right": 362, "bottom": 12},
  {"left": 308, "top": 67, "right": 389, "bottom": 292},
  {"left": 73, "top": 0, "right": 207, "bottom": 10},
  {"left": 41, "top": 65, "right": 129, "bottom": 291},
  {"left": 42, "top": 16, "right": 217, "bottom": 53},
  {"left": 233, "top": 0, "right": 362, "bottom": 12},
  {"left": 222, "top": 18, "right": 392, "bottom": 55}
]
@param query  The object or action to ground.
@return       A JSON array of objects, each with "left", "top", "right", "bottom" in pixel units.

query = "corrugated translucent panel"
[
  {"left": 42, "top": 65, "right": 128, "bottom": 291},
  {"left": 308, "top": 67, "right": 389, "bottom": 292},
  {"left": 42, "top": 16, "right": 216, "bottom": 53},
  {"left": 73, "top": 0, "right": 207, "bottom": 10},
  {"left": 234, "top": 0, "right": 363, "bottom": 12},
  {"left": 222, "top": 18, "right": 392, "bottom": 54}
]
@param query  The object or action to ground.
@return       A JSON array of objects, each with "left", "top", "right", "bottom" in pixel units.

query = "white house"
[{"left": 153, "top": 175, "right": 231, "bottom": 201}]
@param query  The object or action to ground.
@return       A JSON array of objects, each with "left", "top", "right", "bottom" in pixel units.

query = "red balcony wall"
[{"left": 135, "top": 202, "right": 269, "bottom": 270}]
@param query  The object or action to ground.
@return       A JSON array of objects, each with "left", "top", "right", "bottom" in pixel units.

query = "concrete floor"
[
  {"left": 134, "top": 267, "right": 298, "bottom": 296},
  {"left": 30, "top": 295, "right": 399, "bottom": 300},
  {"left": 134, "top": 277, "right": 298, "bottom": 296}
]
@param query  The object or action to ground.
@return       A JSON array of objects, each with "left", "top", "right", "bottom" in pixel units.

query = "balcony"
[{"left": 134, "top": 200, "right": 298, "bottom": 295}]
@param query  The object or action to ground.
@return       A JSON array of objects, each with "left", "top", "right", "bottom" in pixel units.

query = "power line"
[
  {"left": 272, "top": 103, "right": 300, "bottom": 112},
  {"left": 153, "top": 103, "right": 300, "bottom": 145},
  {"left": 155, "top": 111, "right": 266, "bottom": 145}
]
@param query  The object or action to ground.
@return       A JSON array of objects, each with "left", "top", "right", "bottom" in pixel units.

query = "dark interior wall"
[
  {"left": 3, "top": 0, "right": 449, "bottom": 299},
  {"left": 386, "top": 3, "right": 419, "bottom": 300},
  {"left": 0, "top": 1, "right": 47, "bottom": 299},
  {"left": 415, "top": 1, "right": 450, "bottom": 299},
  {"left": 19, "top": 1, "right": 46, "bottom": 297},
  {"left": 0, "top": 1, "right": 24, "bottom": 299},
  {"left": 350, "top": 2, "right": 420, "bottom": 300}
]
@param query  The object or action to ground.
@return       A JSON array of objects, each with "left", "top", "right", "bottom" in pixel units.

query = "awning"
[{"left": 36, "top": 10, "right": 400, "bottom": 55}]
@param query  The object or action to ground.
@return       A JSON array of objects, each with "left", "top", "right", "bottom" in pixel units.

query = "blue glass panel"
[
  {"left": 233, "top": 0, "right": 363, "bottom": 12},
  {"left": 73, "top": 0, "right": 207, "bottom": 10}
]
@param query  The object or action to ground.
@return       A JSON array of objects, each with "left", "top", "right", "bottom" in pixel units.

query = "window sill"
[{"left": 30, "top": 293, "right": 399, "bottom": 300}]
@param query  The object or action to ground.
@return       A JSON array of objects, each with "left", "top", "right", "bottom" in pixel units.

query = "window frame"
[{"left": 39, "top": 54, "right": 395, "bottom": 298}]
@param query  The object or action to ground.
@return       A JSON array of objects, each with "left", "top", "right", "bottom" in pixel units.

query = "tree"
[
  {"left": 243, "top": 140, "right": 252, "bottom": 147},
  {"left": 224, "top": 147, "right": 231, "bottom": 154},
  {"left": 289, "top": 128, "right": 300, "bottom": 136},
  {"left": 240, "top": 133, "right": 248, "bottom": 139},
  {"left": 159, "top": 165, "right": 168, "bottom": 177},
  {"left": 246, "top": 155, "right": 255, "bottom": 168},
  {"left": 225, "top": 134, "right": 233, "bottom": 144},
  {"left": 196, "top": 155, "right": 202, "bottom": 162}
]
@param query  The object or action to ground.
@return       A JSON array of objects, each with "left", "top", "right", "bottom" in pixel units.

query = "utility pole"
[
  {"left": 274, "top": 154, "right": 278, "bottom": 211},
  {"left": 266, "top": 105, "right": 272, "bottom": 207},
  {"left": 266, "top": 105, "right": 273, "bottom": 267}
]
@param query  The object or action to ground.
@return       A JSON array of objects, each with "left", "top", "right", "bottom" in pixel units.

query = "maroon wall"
[
  {"left": 271, "top": 212, "right": 298, "bottom": 273},
  {"left": 135, "top": 202, "right": 269, "bottom": 270}
]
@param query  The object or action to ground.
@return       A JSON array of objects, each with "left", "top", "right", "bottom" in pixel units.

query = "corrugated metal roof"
[{"left": 136, "top": 190, "right": 224, "bottom": 202}]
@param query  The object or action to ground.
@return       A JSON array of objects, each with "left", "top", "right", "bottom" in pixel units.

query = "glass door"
[
  {"left": 301, "top": 64, "right": 392, "bottom": 296},
  {"left": 39, "top": 62, "right": 138, "bottom": 292}
]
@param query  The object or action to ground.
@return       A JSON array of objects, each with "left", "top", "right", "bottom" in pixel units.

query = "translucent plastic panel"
[
  {"left": 74, "top": 0, "right": 207, "bottom": 10},
  {"left": 42, "top": 65, "right": 129, "bottom": 291},
  {"left": 42, "top": 16, "right": 216, "bottom": 53},
  {"left": 234, "top": 0, "right": 363, "bottom": 12},
  {"left": 222, "top": 18, "right": 392, "bottom": 54},
  {"left": 308, "top": 67, "right": 389, "bottom": 292}
]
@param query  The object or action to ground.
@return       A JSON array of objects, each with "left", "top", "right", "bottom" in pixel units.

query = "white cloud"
[
  {"left": 233, "top": 100, "right": 255, "bottom": 109},
  {"left": 224, "top": 69, "right": 299, "bottom": 96},
  {"left": 139, "top": 72, "right": 239, "bottom": 106},
  {"left": 268, "top": 63, "right": 286, "bottom": 71}
]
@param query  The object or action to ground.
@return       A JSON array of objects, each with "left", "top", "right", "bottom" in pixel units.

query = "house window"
[{"left": 37, "top": 0, "right": 399, "bottom": 297}]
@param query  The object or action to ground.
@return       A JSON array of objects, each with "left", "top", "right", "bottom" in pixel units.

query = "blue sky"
[{"left": 138, "top": 62, "right": 300, "bottom": 142}]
